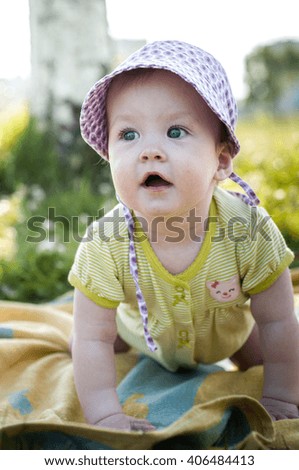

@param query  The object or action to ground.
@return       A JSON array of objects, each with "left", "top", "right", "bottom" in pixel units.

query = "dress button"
[
  {"left": 177, "top": 330, "right": 191, "bottom": 348},
  {"left": 173, "top": 286, "right": 188, "bottom": 306}
]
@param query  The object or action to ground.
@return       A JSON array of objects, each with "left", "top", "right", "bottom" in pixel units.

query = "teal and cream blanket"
[{"left": 0, "top": 285, "right": 299, "bottom": 450}]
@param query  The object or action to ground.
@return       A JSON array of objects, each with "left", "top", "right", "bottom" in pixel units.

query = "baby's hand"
[
  {"left": 128, "top": 416, "right": 156, "bottom": 432},
  {"left": 260, "top": 397, "right": 299, "bottom": 421},
  {"left": 95, "top": 412, "right": 156, "bottom": 432}
]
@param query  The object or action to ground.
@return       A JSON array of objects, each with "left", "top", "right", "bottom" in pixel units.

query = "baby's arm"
[
  {"left": 250, "top": 268, "right": 299, "bottom": 420},
  {"left": 72, "top": 289, "right": 155, "bottom": 431}
]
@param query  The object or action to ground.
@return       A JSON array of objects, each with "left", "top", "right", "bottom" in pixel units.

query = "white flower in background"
[
  {"left": 36, "top": 239, "right": 66, "bottom": 254},
  {"left": 42, "top": 218, "right": 54, "bottom": 231},
  {"left": 0, "top": 191, "right": 23, "bottom": 260},
  {"left": 99, "top": 182, "right": 112, "bottom": 196},
  {"left": 27, "top": 185, "right": 46, "bottom": 211},
  {"left": 0, "top": 227, "right": 17, "bottom": 261},
  {"left": 274, "top": 189, "right": 286, "bottom": 201},
  {"left": 30, "top": 185, "right": 46, "bottom": 203}
]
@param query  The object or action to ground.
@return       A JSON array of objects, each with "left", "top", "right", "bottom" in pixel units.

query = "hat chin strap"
[
  {"left": 228, "top": 172, "right": 260, "bottom": 206},
  {"left": 117, "top": 176, "right": 259, "bottom": 352},
  {"left": 116, "top": 195, "right": 157, "bottom": 353}
]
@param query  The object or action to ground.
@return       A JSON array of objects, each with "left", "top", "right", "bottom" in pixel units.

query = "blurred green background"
[{"left": 0, "top": 109, "right": 114, "bottom": 302}]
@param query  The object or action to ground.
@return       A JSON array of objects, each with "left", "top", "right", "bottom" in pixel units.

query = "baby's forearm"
[
  {"left": 263, "top": 361, "right": 299, "bottom": 405},
  {"left": 72, "top": 337, "right": 122, "bottom": 425},
  {"left": 259, "top": 315, "right": 299, "bottom": 405}
]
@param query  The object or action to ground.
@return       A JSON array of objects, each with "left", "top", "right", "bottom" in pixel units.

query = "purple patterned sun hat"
[{"left": 80, "top": 39, "right": 240, "bottom": 159}]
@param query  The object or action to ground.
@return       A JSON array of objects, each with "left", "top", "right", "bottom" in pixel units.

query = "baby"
[{"left": 69, "top": 40, "right": 299, "bottom": 431}]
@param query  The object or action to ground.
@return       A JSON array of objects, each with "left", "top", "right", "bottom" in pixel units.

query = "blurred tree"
[
  {"left": 0, "top": 2, "right": 145, "bottom": 196},
  {"left": 245, "top": 40, "right": 299, "bottom": 114},
  {"left": 29, "top": 0, "right": 112, "bottom": 157}
]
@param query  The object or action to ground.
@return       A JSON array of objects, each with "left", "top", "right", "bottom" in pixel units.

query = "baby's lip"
[{"left": 141, "top": 172, "right": 172, "bottom": 187}]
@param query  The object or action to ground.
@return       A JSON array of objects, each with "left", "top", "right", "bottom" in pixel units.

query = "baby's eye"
[
  {"left": 167, "top": 127, "right": 187, "bottom": 139},
  {"left": 120, "top": 129, "right": 139, "bottom": 141},
  {"left": 229, "top": 288, "right": 235, "bottom": 292}
]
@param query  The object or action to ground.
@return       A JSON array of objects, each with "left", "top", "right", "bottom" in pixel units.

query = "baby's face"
[{"left": 107, "top": 70, "right": 231, "bottom": 220}]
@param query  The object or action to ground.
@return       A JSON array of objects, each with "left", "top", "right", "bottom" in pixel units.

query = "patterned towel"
[{"left": 0, "top": 290, "right": 299, "bottom": 450}]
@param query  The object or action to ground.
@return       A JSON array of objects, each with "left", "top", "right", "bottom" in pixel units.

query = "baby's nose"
[{"left": 139, "top": 147, "right": 166, "bottom": 161}]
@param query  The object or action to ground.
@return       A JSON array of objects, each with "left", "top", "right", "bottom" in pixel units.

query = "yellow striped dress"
[{"left": 68, "top": 187, "right": 294, "bottom": 371}]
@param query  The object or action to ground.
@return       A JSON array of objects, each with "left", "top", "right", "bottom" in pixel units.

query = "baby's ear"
[{"left": 214, "top": 142, "right": 233, "bottom": 182}]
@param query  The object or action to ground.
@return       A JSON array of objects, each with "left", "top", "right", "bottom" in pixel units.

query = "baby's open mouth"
[{"left": 142, "top": 173, "right": 172, "bottom": 188}]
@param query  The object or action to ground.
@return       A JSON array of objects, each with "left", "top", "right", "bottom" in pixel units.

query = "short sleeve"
[
  {"left": 68, "top": 222, "right": 125, "bottom": 308},
  {"left": 237, "top": 206, "right": 294, "bottom": 295}
]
